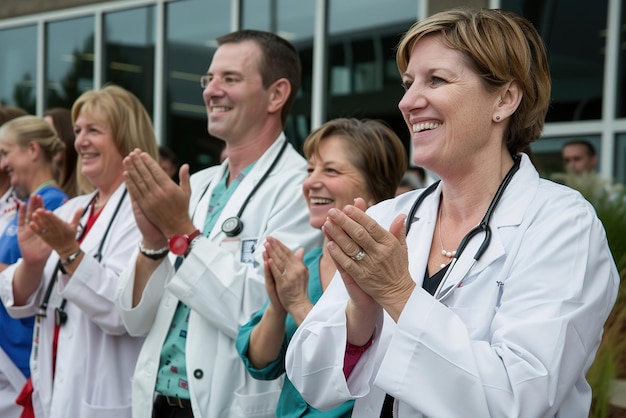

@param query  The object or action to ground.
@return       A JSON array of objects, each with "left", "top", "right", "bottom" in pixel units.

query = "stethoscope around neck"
[
  {"left": 405, "top": 155, "right": 521, "bottom": 302},
  {"left": 194, "top": 140, "right": 288, "bottom": 238}
]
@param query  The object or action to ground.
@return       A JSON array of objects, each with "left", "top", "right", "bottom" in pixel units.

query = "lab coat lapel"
[
  {"left": 404, "top": 186, "right": 440, "bottom": 289},
  {"left": 450, "top": 154, "right": 539, "bottom": 281},
  {"left": 79, "top": 184, "right": 126, "bottom": 254},
  {"left": 209, "top": 136, "right": 287, "bottom": 239}
]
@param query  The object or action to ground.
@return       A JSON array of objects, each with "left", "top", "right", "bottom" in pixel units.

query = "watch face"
[{"left": 168, "top": 235, "right": 189, "bottom": 256}]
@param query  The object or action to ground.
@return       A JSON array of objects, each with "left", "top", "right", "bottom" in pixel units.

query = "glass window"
[
  {"left": 242, "top": 0, "right": 316, "bottom": 152},
  {"left": 0, "top": 25, "right": 37, "bottom": 113},
  {"left": 327, "top": 0, "right": 417, "bottom": 156},
  {"left": 45, "top": 16, "right": 94, "bottom": 110},
  {"left": 502, "top": 0, "right": 608, "bottom": 122},
  {"left": 104, "top": 6, "right": 156, "bottom": 115},
  {"left": 165, "top": 0, "right": 230, "bottom": 173},
  {"left": 531, "top": 135, "right": 601, "bottom": 179}
]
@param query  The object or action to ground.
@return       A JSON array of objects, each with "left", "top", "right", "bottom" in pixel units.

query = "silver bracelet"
[
  {"left": 138, "top": 243, "right": 169, "bottom": 260},
  {"left": 60, "top": 248, "right": 83, "bottom": 266}
]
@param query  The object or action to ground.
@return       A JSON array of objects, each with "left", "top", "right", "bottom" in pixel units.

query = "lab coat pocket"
[
  {"left": 80, "top": 401, "right": 132, "bottom": 418},
  {"left": 230, "top": 388, "right": 281, "bottom": 417}
]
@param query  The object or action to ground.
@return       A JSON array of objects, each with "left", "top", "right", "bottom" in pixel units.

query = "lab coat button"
[{"left": 193, "top": 369, "right": 203, "bottom": 379}]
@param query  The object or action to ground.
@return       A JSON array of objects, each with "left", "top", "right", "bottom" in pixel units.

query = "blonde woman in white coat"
[
  {"left": 0, "top": 85, "right": 159, "bottom": 418},
  {"left": 285, "top": 9, "right": 619, "bottom": 418}
]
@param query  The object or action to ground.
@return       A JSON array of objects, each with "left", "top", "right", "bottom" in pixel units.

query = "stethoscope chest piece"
[{"left": 222, "top": 216, "right": 244, "bottom": 237}]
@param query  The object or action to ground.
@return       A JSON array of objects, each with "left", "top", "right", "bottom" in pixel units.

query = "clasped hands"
[
  {"left": 19, "top": 195, "right": 82, "bottom": 264},
  {"left": 263, "top": 237, "right": 312, "bottom": 326},
  {"left": 323, "top": 198, "right": 415, "bottom": 322},
  {"left": 123, "top": 149, "right": 194, "bottom": 248}
]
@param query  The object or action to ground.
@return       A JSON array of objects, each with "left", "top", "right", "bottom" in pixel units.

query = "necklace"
[
  {"left": 437, "top": 203, "right": 456, "bottom": 269},
  {"left": 93, "top": 194, "right": 108, "bottom": 210}
]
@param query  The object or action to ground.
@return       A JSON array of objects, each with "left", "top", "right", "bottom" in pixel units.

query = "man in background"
[{"left": 562, "top": 140, "right": 598, "bottom": 174}]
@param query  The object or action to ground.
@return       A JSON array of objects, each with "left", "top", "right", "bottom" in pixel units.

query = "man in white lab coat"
[{"left": 117, "top": 30, "right": 322, "bottom": 418}]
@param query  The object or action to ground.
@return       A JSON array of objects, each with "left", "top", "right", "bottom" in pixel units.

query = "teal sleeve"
[{"left": 236, "top": 300, "right": 289, "bottom": 380}]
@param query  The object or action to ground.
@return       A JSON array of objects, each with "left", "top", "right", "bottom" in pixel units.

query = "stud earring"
[{"left": 495, "top": 115, "right": 501, "bottom": 121}]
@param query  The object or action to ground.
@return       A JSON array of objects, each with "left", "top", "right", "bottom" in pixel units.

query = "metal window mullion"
[
  {"left": 94, "top": 9, "right": 103, "bottom": 88},
  {"left": 153, "top": 0, "right": 166, "bottom": 144},
  {"left": 601, "top": 0, "right": 621, "bottom": 179},
  {"left": 311, "top": 0, "right": 328, "bottom": 130},
  {"left": 36, "top": 19, "right": 45, "bottom": 116},
  {"left": 232, "top": 0, "right": 242, "bottom": 31}
]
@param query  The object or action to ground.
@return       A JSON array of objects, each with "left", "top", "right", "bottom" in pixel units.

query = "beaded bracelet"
[{"left": 138, "top": 243, "right": 169, "bottom": 260}]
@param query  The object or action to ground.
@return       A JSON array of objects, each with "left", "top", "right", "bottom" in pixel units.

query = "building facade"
[{"left": 1, "top": 0, "right": 625, "bottom": 181}]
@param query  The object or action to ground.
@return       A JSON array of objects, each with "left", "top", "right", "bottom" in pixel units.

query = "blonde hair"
[
  {"left": 303, "top": 118, "right": 407, "bottom": 203},
  {"left": 0, "top": 115, "right": 66, "bottom": 175},
  {"left": 71, "top": 85, "right": 159, "bottom": 192},
  {"left": 396, "top": 8, "right": 551, "bottom": 154}
]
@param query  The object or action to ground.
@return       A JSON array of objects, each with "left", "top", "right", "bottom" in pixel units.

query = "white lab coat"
[
  {"left": 286, "top": 153, "right": 619, "bottom": 418},
  {"left": 0, "top": 346, "right": 25, "bottom": 417},
  {"left": 0, "top": 184, "right": 145, "bottom": 418},
  {"left": 0, "top": 187, "right": 22, "bottom": 417},
  {"left": 117, "top": 135, "right": 323, "bottom": 418}
]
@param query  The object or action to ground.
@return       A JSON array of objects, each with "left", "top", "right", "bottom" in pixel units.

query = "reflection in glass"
[
  {"left": 104, "top": 6, "right": 156, "bottom": 115},
  {"left": 615, "top": 135, "right": 626, "bottom": 183},
  {"left": 531, "top": 135, "right": 601, "bottom": 178},
  {"left": 45, "top": 16, "right": 94, "bottom": 110},
  {"left": 0, "top": 25, "right": 37, "bottom": 113},
  {"left": 326, "top": 6, "right": 416, "bottom": 156},
  {"left": 502, "top": 0, "right": 607, "bottom": 122},
  {"left": 617, "top": 2, "right": 626, "bottom": 117},
  {"left": 243, "top": 0, "right": 316, "bottom": 152},
  {"left": 165, "top": 0, "right": 230, "bottom": 173}
]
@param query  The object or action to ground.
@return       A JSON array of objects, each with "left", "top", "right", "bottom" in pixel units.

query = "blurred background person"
[
  {"left": 236, "top": 118, "right": 406, "bottom": 417},
  {"left": 0, "top": 115, "right": 67, "bottom": 418},
  {"left": 0, "top": 115, "right": 68, "bottom": 269},
  {"left": 0, "top": 85, "right": 158, "bottom": 418},
  {"left": 561, "top": 140, "right": 598, "bottom": 174},
  {"left": 0, "top": 107, "right": 27, "bottom": 230},
  {"left": 44, "top": 108, "right": 79, "bottom": 198},
  {"left": 0, "top": 105, "right": 29, "bottom": 418},
  {"left": 158, "top": 145, "right": 179, "bottom": 182}
]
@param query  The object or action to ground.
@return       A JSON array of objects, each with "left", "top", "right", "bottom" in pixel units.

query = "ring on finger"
[
  {"left": 281, "top": 268, "right": 287, "bottom": 277},
  {"left": 351, "top": 249, "right": 366, "bottom": 261}
]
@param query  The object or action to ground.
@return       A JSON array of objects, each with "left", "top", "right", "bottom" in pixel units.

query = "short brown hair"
[
  {"left": 0, "top": 106, "right": 28, "bottom": 126},
  {"left": 303, "top": 118, "right": 407, "bottom": 203},
  {"left": 396, "top": 8, "right": 551, "bottom": 155},
  {"left": 217, "top": 30, "right": 301, "bottom": 126}
]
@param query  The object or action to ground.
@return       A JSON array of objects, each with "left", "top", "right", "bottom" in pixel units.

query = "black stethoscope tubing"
[
  {"left": 404, "top": 156, "right": 521, "bottom": 301},
  {"left": 192, "top": 139, "right": 289, "bottom": 238},
  {"left": 36, "top": 188, "right": 128, "bottom": 325}
]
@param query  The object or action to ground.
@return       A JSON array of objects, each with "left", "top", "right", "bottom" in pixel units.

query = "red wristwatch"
[{"left": 168, "top": 230, "right": 201, "bottom": 256}]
